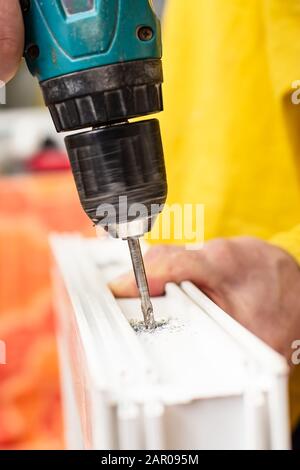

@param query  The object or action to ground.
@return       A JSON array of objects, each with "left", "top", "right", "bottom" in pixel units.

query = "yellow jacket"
[{"left": 158, "top": 0, "right": 300, "bottom": 429}]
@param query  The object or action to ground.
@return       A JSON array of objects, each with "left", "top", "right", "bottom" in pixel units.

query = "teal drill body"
[{"left": 24, "top": 0, "right": 162, "bottom": 81}]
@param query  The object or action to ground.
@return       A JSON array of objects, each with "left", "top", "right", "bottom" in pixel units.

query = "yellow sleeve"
[{"left": 270, "top": 225, "right": 300, "bottom": 266}]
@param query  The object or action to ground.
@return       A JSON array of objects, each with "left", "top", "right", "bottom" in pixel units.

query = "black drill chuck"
[
  {"left": 41, "top": 59, "right": 168, "bottom": 234},
  {"left": 65, "top": 119, "right": 167, "bottom": 229}
]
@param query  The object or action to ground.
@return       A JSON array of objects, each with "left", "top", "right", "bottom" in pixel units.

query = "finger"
[
  {"left": 110, "top": 245, "right": 215, "bottom": 298},
  {"left": 109, "top": 246, "right": 183, "bottom": 297},
  {"left": 0, "top": 0, "right": 24, "bottom": 83},
  {"left": 109, "top": 270, "right": 139, "bottom": 298},
  {"left": 143, "top": 244, "right": 183, "bottom": 261}
]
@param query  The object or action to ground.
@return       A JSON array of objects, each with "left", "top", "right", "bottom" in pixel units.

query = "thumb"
[
  {"left": 0, "top": 0, "right": 24, "bottom": 83},
  {"left": 109, "top": 246, "right": 213, "bottom": 298},
  {"left": 109, "top": 245, "right": 182, "bottom": 297}
]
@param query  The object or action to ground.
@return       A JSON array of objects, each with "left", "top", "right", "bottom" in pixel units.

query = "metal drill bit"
[{"left": 127, "top": 237, "right": 155, "bottom": 329}]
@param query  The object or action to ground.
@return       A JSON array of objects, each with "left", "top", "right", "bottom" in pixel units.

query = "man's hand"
[
  {"left": 0, "top": 0, "right": 24, "bottom": 83},
  {"left": 110, "top": 237, "right": 300, "bottom": 361}
]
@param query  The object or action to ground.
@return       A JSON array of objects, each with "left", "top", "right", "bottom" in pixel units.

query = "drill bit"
[{"left": 127, "top": 237, "right": 155, "bottom": 329}]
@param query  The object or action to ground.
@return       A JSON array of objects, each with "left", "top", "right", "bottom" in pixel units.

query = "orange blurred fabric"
[{"left": 0, "top": 172, "right": 93, "bottom": 449}]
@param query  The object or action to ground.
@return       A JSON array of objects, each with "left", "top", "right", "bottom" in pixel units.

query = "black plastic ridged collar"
[{"left": 41, "top": 59, "right": 164, "bottom": 132}]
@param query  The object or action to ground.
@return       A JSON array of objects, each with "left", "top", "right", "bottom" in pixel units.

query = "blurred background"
[{"left": 0, "top": 0, "right": 166, "bottom": 451}]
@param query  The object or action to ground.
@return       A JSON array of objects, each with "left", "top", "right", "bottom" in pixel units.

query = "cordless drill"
[{"left": 22, "top": 0, "right": 167, "bottom": 328}]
